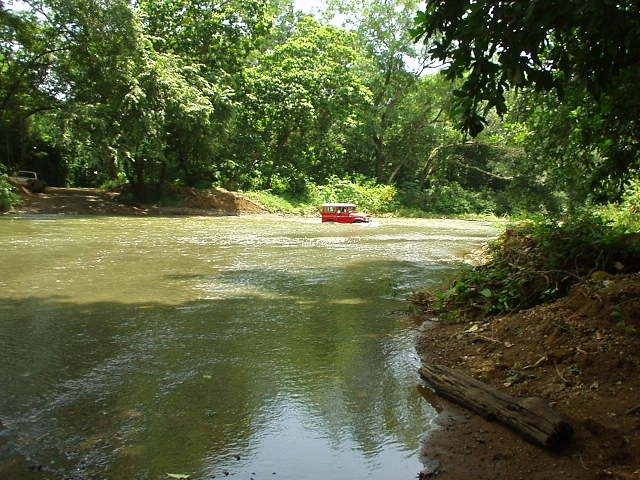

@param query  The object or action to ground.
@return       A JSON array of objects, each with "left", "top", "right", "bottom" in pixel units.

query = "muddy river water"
[{"left": 0, "top": 215, "right": 497, "bottom": 479}]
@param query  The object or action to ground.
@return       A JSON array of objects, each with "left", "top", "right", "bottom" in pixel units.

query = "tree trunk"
[{"left": 419, "top": 364, "right": 573, "bottom": 449}]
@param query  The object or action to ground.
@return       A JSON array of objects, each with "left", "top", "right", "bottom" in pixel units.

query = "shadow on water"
[{"left": 0, "top": 258, "right": 447, "bottom": 480}]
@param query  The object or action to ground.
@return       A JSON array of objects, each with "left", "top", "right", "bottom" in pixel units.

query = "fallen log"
[{"left": 419, "top": 363, "right": 573, "bottom": 449}]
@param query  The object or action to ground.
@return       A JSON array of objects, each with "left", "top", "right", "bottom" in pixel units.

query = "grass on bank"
[
  {"left": 245, "top": 191, "right": 317, "bottom": 215},
  {"left": 410, "top": 177, "right": 640, "bottom": 321},
  {"left": 410, "top": 212, "right": 640, "bottom": 322}
]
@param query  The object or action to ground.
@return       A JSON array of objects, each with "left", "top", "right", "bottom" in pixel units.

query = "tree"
[
  {"left": 3, "top": 1, "right": 239, "bottom": 194},
  {"left": 325, "top": 0, "right": 438, "bottom": 183},
  {"left": 412, "top": 0, "right": 640, "bottom": 201},
  {"left": 412, "top": 0, "right": 640, "bottom": 135},
  {"left": 108, "top": 48, "right": 228, "bottom": 196},
  {"left": 137, "top": 0, "right": 271, "bottom": 77},
  {"left": 0, "top": 5, "right": 62, "bottom": 172},
  {"left": 222, "top": 17, "right": 372, "bottom": 193},
  {"left": 1, "top": 0, "right": 145, "bottom": 184}
]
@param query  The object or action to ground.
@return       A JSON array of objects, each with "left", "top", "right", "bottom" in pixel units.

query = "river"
[{"left": 0, "top": 215, "right": 497, "bottom": 480}]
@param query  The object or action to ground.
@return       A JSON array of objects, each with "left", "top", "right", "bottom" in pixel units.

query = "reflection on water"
[{"left": 0, "top": 216, "right": 497, "bottom": 479}]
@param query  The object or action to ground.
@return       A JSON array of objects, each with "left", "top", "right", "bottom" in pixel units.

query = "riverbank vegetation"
[
  {"left": 2, "top": 0, "right": 638, "bottom": 221},
  {"left": 405, "top": 3, "right": 640, "bottom": 476},
  {"left": 406, "top": 0, "right": 640, "bottom": 314},
  {"left": 411, "top": 212, "right": 640, "bottom": 320}
]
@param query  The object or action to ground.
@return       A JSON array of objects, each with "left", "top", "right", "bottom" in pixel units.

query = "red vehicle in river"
[{"left": 321, "top": 203, "right": 370, "bottom": 223}]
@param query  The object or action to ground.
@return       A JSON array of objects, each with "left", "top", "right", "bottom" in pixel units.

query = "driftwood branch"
[{"left": 419, "top": 363, "right": 573, "bottom": 449}]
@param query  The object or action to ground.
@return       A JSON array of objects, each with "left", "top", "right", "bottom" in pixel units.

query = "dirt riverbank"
[
  {"left": 414, "top": 274, "right": 640, "bottom": 479},
  {"left": 6, "top": 186, "right": 266, "bottom": 216}
]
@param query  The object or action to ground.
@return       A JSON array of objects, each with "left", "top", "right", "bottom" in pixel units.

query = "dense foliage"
[
  {"left": 412, "top": 215, "right": 640, "bottom": 320},
  {"left": 0, "top": 0, "right": 638, "bottom": 218},
  {"left": 413, "top": 0, "right": 640, "bottom": 203},
  {"left": 247, "top": 175, "right": 398, "bottom": 215},
  {"left": 0, "top": 165, "right": 20, "bottom": 210}
]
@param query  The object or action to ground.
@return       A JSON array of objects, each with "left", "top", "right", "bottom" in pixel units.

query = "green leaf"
[{"left": 480, "top": 288, "right": 492, "bottom": 298}]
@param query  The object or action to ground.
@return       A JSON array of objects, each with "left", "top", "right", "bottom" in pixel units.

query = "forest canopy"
[
  {"left": 1, "top": 0, "right": 639, "bottom": 216},
  {"left": 413, "top": 0, "right": 640, "bottom": 203}
]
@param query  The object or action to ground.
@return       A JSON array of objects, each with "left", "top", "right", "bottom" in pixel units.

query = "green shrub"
[
  {"left": 246, "top": 191, "right": 315, "bottom": 215},
  {"left": 412, "top": 214, "right": 640, "bottom": 320},
  {"left": 621, "top": 178, "right": 640, "bottom": 231},
  {"left": 0, "top": 165, "right": 21, "bottom": 212},
  {"left": 595, "top": 177, "right": 640, "bottom": 232},
  {"left": 308, "top": 176, "right": 399, "bottom": 214},
  {"left": 413, "top": 182, "right": 497, "bottom": 215}
]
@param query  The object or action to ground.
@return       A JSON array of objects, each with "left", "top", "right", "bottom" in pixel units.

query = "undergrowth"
[
  {"left": 411, "top": 215, "right": 640, "bottom": 321},
  {"left": 0, "top": 166, "right": 21, "bottom": 211},
  {"left": 246, "top": 191, "right": 315, "bottom": 215}
]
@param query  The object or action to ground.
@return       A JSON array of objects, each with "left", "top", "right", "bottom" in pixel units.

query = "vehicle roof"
[{"left": 322, "top": 203, "right": 357, "bottom": 207}]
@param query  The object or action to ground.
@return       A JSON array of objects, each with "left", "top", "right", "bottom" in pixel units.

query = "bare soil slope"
[
  {"left": 416, "top": 274, "right": 640, "bottom": 480},
  {"left": 7, "top": 187, "right": 265, "bottom": 216}
]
